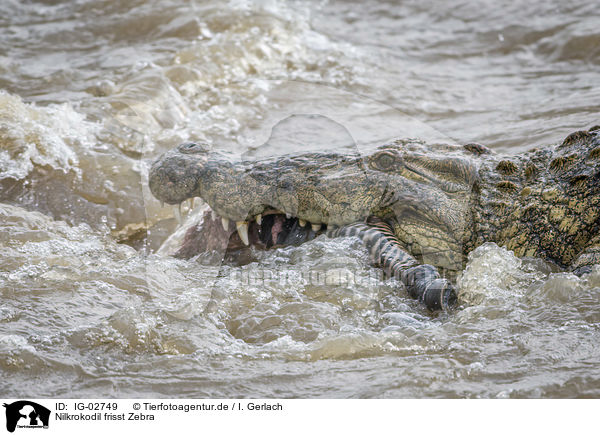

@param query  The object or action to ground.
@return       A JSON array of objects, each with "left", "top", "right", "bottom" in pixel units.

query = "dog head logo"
[{"left": 3, "top": 401, "right": 50, "bottom": 433}]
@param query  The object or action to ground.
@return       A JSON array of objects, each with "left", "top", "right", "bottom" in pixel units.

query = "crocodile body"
[{"left": 149, "top": 126, "right": 600, "bottom": 310}]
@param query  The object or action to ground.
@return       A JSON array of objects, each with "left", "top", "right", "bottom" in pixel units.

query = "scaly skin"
[{"left": 149, "top": 127, "right": 600, "bottom": 309}]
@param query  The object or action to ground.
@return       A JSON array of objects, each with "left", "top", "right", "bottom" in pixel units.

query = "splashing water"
[{"left": 1, "top": 0, "right": 600, "bottom": 398}]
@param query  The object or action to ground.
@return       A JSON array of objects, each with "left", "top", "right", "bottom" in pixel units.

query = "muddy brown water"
[{"left": 1, "top": 0, "right": 600, "bottom": 398}]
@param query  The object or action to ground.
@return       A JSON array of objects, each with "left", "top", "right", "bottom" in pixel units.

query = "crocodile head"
[{"left": 149, "top": 139, "right": 481, "bottom": 269}]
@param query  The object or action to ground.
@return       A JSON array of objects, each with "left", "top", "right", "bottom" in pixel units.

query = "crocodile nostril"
[{"left": 178, "top": 142, "right": 206, "bottom": 154}]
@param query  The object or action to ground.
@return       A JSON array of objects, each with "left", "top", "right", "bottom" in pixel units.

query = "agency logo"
[{"left": 3, "top": 401, "right": 50, "bottom": 433}]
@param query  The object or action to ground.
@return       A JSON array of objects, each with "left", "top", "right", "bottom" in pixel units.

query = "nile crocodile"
[{"left": 149, "top": 126, "right": 600, "bottom": 310}]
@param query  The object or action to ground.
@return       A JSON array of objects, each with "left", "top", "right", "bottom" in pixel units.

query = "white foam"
[
  {"left": 457, "top": 242, "right": 545, "bottom": 305},
  {"left": 0, "top": 91, "right": 99, "bottom": 180}
]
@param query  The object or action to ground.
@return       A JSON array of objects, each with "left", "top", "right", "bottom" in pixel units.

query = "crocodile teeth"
[
  {"left": 221, "top": 217, "right": 230, "bottom": 231},
  {"left": 236, "top": 221, "right": 249, "bottom": 246},
  {"left": 311, "top": 223, "right": 321, "bottom": 232},
  {"left": 256, "top": 214, "right": 262, "bottom": 225},
  {"left": 174, "top": 204, "right": 182, "bottom": 225},
  {"left": 298, "top": 219, "right": 307, "bottom": 227},
  {"left": 286, "top": 213, "right": 292, "bottom": 219}
]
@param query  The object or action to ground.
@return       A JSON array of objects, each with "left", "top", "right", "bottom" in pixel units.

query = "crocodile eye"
[
  {"left": 178, "top": 142, "right": 206, "bottom": 154},
  {"left": 373, "top": 151, "right": 400, "bottom": 171}
]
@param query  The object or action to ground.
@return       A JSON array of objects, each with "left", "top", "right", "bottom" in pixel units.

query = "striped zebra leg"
[{"left": 327, "top": 219, "right": 457, "bottom": 310}]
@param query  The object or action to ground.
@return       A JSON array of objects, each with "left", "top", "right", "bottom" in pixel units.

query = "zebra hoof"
[{"left": 422, "top": 279, "right": 457, "bottom": 311}]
